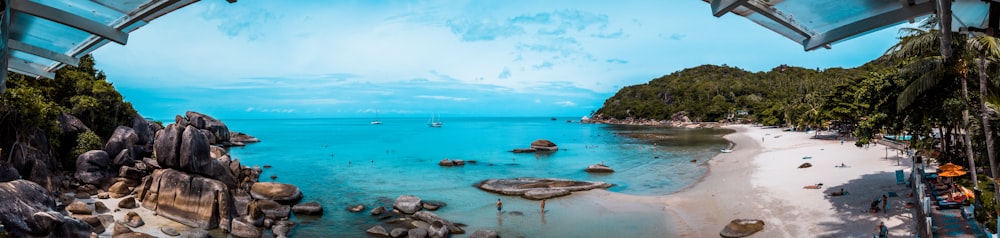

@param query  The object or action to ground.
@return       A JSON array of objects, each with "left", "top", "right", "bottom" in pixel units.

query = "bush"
[{"left": 71, "top": 130, "right": 102, "bottom": 160}]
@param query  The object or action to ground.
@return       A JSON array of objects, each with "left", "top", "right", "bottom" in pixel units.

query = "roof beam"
[
  {"left": 803, "top": 0, "right": 936, "bottom": 51},
  {"left": 8, "top": 58, "right": 55, "bottom": 79},
  {"left": 7, "top": 39, "right": 79, "bottom": 66},
  {"left": 9, "top": 0, "right": 128, "bottom": 45},
  {"left": 742, "top": 0, "right": 812, "bottom": 38},
  {"left": 711, "top": 0, "right": 748, "bottom": 17}
]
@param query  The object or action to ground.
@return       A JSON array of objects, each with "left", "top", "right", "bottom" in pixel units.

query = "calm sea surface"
[{"left": 223, "top": 117, "right": 731, "bottom": 237}]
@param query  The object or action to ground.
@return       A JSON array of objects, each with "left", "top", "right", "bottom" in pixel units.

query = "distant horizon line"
[{"left": 144, "top": 115, "right": 593, "bottom": 122}]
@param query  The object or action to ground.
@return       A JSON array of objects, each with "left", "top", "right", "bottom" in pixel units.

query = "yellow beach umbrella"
[{"left": 959, "top": 186, "right": 975, "bottom": 200}]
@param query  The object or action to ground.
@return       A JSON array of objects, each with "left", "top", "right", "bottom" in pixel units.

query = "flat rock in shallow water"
[
  {"left": 720, "top": 219, "right": 765, "bottom": 238},
  {"left": 476, "top": 177, "right": 612, "bottom": 200}
]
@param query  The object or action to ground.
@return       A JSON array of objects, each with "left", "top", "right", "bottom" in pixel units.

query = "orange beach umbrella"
[
  {"left": 938, "top": 169, "right": 967, "bottom": 177},
  {"left": 959, "top": 186, "right": 976, "bottom": 200},
  {"left": 938, "top": 162, "right": 964, "bottom": 172}
]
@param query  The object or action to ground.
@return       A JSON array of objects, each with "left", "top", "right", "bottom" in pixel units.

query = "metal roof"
[
  {"left": 705, "top": 0, "right": 996, "bottom": 51},
  {"left": 0, "top": 0, "right": 233, "bottom": 94}
]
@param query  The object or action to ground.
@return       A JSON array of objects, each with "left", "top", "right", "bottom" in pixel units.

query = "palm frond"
[
  {"left": 897, "top": 62, "right": 945, "bottom": 111},
  {"left": 969, "top": 33, "right": 1000, "bottom": 58}
]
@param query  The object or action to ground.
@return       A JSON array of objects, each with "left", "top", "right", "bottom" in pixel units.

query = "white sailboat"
[
  {"left": 370, "top": 110, "right": 382, "bottom": 125},
  {"left": 428, "top": 113, "right": 442, "bottom": 127}
]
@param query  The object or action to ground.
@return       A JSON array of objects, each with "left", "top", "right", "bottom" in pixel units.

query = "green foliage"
[
  {"left": 595, "top": 64, "right": 877, "bottom": 128},
  {"left": 0, "top": 55, "right": 137, "bottom": 165},
  {"left": 71, "top": 130, "right": 102, "bottom": 159}
]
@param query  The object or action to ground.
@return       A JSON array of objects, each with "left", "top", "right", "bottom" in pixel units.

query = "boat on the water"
[
  {"left": 428, "top": 113, "right": 443, "bottom": 127},
  {"left": 371, "top": 110, "right": 382, "bottom": 125}
]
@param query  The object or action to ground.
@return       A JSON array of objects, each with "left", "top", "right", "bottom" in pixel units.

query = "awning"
[
  {"left": 0, "top": 0, "right": 235, "bottom": 94},
  {"left": 705, "top": 0, "right": 994, "bottom": 51}
]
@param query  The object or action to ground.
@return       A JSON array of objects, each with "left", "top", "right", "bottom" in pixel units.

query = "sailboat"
[
  {"left": 428, "top": 113, "right": 443, "bottom": 127},
  {"left": 370, "top": 110, "right": 382, "bottom": 125}
]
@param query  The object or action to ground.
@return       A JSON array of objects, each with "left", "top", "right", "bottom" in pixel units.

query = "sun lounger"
[{"left": 937, "top": 200, "right": 963, "bottom": 209}]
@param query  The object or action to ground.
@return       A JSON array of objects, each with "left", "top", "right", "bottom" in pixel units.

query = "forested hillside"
[{"left": 594, "top": 62, "right": 887, "bottom": 127}]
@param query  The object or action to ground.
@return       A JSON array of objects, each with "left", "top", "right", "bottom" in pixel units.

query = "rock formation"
[
  {"left": 584, "top": 164, "right": 615, "bottom": 173},
  {"left": 476, "top": 177, "right": 613, "bottom": 200},
  {"left": 720, "top": 219, "right": 765, "bottom": 238},
  {"left": 511, "top": 139, "right": 559, "bottom": 153},
  {"left": 135, "top": 169, "right": 234, "bottom": 230},
  {"left": 250, "top": 182, "right": 303, "bottom": 204},
  {"left": 0, "top": 180, "right": 92, "bottom": 237}
]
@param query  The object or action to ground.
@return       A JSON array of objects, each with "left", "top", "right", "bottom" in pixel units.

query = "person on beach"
[
  {"left": 874, "top": 221, "right": 888, "bottom": 238},
  {"left": 497, "top": 198, "right": 503, "bottom": 212},
  {"left": 882, "top": 194, "right": 888, "bottom": 213}
]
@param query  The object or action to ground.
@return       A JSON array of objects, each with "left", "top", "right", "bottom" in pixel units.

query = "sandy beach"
[{"left": 579, "top": 125, "right": 915, "bottom": 237}]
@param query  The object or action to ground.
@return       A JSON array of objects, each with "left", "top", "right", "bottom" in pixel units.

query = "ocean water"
[{"left": 223, "top": 117, "right": 731, "bottom": 237}]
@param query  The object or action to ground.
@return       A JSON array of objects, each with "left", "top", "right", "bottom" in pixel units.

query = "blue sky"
[{"left": 92, "top": 1, "right": 913, "bottom": 120}]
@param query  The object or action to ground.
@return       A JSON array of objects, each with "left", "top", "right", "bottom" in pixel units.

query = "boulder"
[
  {"left": 452, "top": 159, "right": 465, "bottom": 166},
  {"left": 230, "top": 132, "right": 261, "bottom": 144},
  {"left": 391, "top": 228, "right": 409, "bottom": 238},
  {"left": 81, "top": 216, "right": 105, "bottom": 234},
  {"left": 59, "top": 113, "right": 90, "bottom": 136},
  {"left": 161, "top": 226, "right": 180, "bottom": 236},
  {"left": 112, "top": 148, "right": 137, "bottom": 170},
  {"left": 530, "top": 139, "right": 558, "bottom": 151},
  {"left": 135, "top": 169, "right": 234, "bottom": 230},
  {"left": 185, "top": 111, "right": 231, "bottom": 143},
  {"left": 407, "top": 228, "right": 428, "bottom": 238},
  {"left": 367, "top": 225, "right": 390, "bottom": 237},
  {"left": 292, "top": 201, "right": 324, "bottom": 215},
  {"left": 94, "top": 201, "right": 109, "bottom": 213},
  {"left": 131, "top": 116, "right": 154, "bottom": 146},
  {"left": 74, "top": 150, "right": 110, "bottom": 185},
  {"left": 104, "top": 126, "right": 138, "bottom": 165},
  {"left": 0, "top": 180, "right": 92, "bottom": 237},
  {"left": 233, "top": 190, "right": 253, "bottom": 216},
  {"left": 257, "top": 199, "right": 290, "bottom": 220},
  {"left": 421, "top": 200, "right": 445, "bottom": 211},
  {"left": 272, "top": 220, "right": 292, "bottom": 238},
  {"left": 348, "top": 204, "right": 365, "bottom": 213},
  {"left": 108, "top": 180, "right": 132, "bottom": 198},
  {"left": 97, "top": 192, "right": 110, "bottom": 199},
  {"left": 370, "top": 206, "right": 386, "bottom": 216},
  {"left": 476, "top": 178, "right": 613, "bottom": 200},
  {"left": 210, "top": 145, "right": 228, "bottom": 159},
  {"left": 113, "top": 220, "right": 132, "bottom": 236},
  {"left": 0, "top": 161, "right": 19, "bottom": 182},
  {"left": 153, "top": 124, "right": 183, "bottom": 169},
  {"left": 438, "top": 159, "right": 453, "bottom": 166},
  {"left": 118, "top": 196, "right": 138, "bottom": 209},
  {"left": 125, "top": 211, "right": 144, "bottom": 228},
  {"left": 119, "top": 166, "right": 146, "bottom": 181},
  {"left": 66, "top": 201, "right": 91, "bottom": 215},
  {"left": 230, "top": 217, "right": 261, "bottom": 238},
  {"left": 394, "top": 195, "right": 422, "bottom": 214},
  {"left": 413, "top": 211, "right": 464, "bottom": 234},
  {"left": 720, "top": 219, "right": 765, "bottom": 238},
  {"left": 249, "top": 182, "right": 303, "bottom": 204},
  {"left": 427, "top": 220, "right": 449, "bottom": 238},
  {"left": 584, "top": 164, "right": 615, "bottom": 173},
  {"left": 510, "top": 148, "right": 538, "bottom": 153},
  {"left": 798, "top": 163, "right": 812, "bottom": 168},
  {"left": 470, "top": 229, "right": 499, "bottom": 238}
]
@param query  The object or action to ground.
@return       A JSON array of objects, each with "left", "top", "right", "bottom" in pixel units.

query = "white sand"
[{"left": 577, "top": 125, "right": 916, "bottom": 237}]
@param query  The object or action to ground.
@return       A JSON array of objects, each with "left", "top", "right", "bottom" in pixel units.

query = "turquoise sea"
[{"left": 222, "top": 117, "right": 731, "bottom": 237}]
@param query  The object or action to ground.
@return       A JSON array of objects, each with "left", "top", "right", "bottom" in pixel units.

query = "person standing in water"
[
  {"left": 496, "top": 198, "right": 503, "bottom": 212},
  {"left": 540, "top": 199, "right": 546, "bottom": 213}
]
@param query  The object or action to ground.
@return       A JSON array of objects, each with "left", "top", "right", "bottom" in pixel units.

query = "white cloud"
[{"left": 555, "top": 101, "right": 577, "bottom": 107}]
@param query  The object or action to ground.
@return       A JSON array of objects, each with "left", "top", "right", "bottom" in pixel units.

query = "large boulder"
[
  {"left": 180, "top": 125, "right": 213, "bottom": 174},
  {"left": 256, "top": 199, "right": 290, "bottom": 220},
  {"left": 135, "top": 169, "right": 234, "bottom": 230},
  {"left": 367, "top": 225, "right": 390, "bottom": 237},
  {"left": 530, "top": 139, "right": 558, "bottom": 151},
  {"left": 720, "top": 219, "right": 765, "bottom": 238},
  {"left": 74, "top": 150, "right": 110, "bottom": 185},
  {"left": 394, "top": 195, "right": 422, "bottom": 214},
  {"left": 112, "top": 148, "right": 137, "bottom": 169},
  {"left": 154, "top": 124, "right": 183, "bottom": 169},
  {"left": 66, "top": 201, "right": 91, "bottom": 215},
  {"left": 230, "top": 217, "right": 261, "bottom": 238},
  {"left": 104, "top": 126, "right": 138, "bottom": 163},
  {"left": 427, "top": 220, "right": 449, "bottom": 238},
  {"left": 250, "top": 182, "right": 303, "bottom": 204},
  {"left": 0, "top": 180, "right": 92, "bottom": 237},
  {"left": 408, "top": 228, "right": 428, "bottom": 238},
  {"left": 186, "top": 111, "right": 231, "bottom": 143},
  {"left": 131, "top": 116, "right": 154, "bottom": 146}
]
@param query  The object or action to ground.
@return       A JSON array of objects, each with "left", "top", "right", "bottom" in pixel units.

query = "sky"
[{"left": 92, "top": 0, "right": 915, "bottom": 120}]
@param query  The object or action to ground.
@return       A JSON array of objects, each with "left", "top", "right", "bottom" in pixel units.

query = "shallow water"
[{"left": 223, "top": 117, "right": 730, "bottom": 237}]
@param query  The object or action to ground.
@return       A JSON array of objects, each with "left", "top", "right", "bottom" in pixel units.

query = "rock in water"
[
  {"left": 476, "top": 177, "right": 613, "bottom": 200},
  {"left": 230, "top": 217, "right": 261, "bottom": 238},
  {"left": 391, "top": 227, "right": 408, "bottom": 238},
  {"left": 584, "top": 164, "right": 615, "bottom": 173},
  {"left": 720, "top": 219, "right": 765, "bottom": 238},
  {"left": 292, "top": 201, "right": 324, "bottom": 215},
  {"left": 348, "top": 204, "right": 365, "bottom": 213},
  {"left": 367, "top": 225, "right": 390, "bottom": 237},
  {"left": 470, "top": 229, "right": 499, "bottom": 238},
  {"left": 393, "top": 195, "right": 422, "bottom": 214},
  {"left": 370, "top": 206, "right": 386, "bottom": 216},
  {"left": 427, "top": 220, "right": 449, "bottom": 238},
  {"left": 530, "top": 139, "right": 558, "bottom": 151},
  {"left": 249, "top": 182, "right": 303, "bottom": 204},
  {"left": 413, "top": 211, "right": 464, "bottom": 234},
  {"left": 408, "top": 228, "right": 428, "bottom": 238}
]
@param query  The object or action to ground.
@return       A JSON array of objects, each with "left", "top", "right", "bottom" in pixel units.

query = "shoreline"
[{"left": 576, "top": 124, "right": 915, "bottom": 237}]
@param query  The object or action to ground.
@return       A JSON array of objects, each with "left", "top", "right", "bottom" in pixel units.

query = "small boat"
[
  {"left": 720, "top": 149, "right": 733, "bottom": 153},
  {"left": 370, "top": 110, "right": 382, "bottom": 125},
  {"left": 428, "top": 113, "right": 443, "bottom": 127},
  {"left": 551, "top": 117, "right": 557, "bottom": 121}
]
